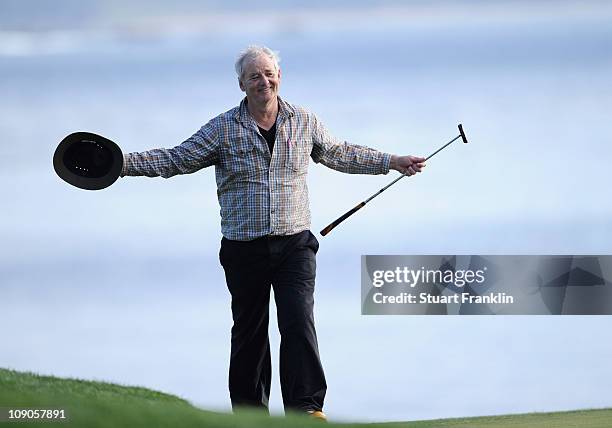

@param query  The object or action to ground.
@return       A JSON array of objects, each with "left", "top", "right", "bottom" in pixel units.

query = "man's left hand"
[{"left": 390, "top": 155, "right": 426, "bottom": 176}]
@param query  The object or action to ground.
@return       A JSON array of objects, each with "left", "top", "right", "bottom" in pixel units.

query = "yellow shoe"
[{"left": 307, "top": 410, "right": 327, "bottom": 422}]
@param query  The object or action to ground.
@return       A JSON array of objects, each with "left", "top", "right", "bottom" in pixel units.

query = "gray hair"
[{"left": 235, "top": 45, "right": 281, "bottom": 80}]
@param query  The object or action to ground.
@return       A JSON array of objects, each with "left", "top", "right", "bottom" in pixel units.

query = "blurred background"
[{"left": 1, "top": 0, "right": 612, "bottom": 422}]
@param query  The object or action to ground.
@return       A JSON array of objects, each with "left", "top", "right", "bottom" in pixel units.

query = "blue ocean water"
[{"left": 1, "top": 4, "right": 612, "bottom": 422}]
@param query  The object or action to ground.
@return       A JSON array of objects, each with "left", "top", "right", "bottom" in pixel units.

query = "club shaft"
[
  {"left": 425, "top": 134, "right": 461, "bottom": 161},
  {"left": 364, "top": 134, "right": 461, "bottom": 204},
  {"left": 320, "top": 133, "right": 462, "bottom": 236}
]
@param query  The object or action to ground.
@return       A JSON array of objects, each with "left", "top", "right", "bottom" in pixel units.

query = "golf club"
[{"left": 320, "top": 123, "right": 469, "bottom": 236}]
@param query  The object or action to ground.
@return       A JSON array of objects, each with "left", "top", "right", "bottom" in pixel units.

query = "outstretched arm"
[
  {"left": 310, "top": 113, "right": 425, "bottom": 175},
  {"left": 121, "top": 120, "right": 219, "bottom": 178}
]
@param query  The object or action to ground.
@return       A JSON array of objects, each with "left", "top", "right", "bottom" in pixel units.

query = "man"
[{"left": 120, "top": 45, "right": 425, "bottom": 420}]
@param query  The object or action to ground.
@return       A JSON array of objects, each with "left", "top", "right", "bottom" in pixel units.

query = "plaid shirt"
[{"left": 121, "top": 97, "right": 392, "bottom": 241}]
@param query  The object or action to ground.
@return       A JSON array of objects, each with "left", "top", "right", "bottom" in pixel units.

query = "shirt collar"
[{"left": 234, "top": 96, "right": 294, "bottom": 125}]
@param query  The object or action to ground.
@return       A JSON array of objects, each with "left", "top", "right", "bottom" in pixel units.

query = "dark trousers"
[{"left": 219, "top": 230, "right": 327, "bottom": 413}]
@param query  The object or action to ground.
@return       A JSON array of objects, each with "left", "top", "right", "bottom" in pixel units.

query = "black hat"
[{"left": 53, "top": 132, "right": 123, "bottom": 190}]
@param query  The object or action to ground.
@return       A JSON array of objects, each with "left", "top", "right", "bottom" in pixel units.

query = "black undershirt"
[{"left": 258, "top": 122, "right": 277, "bottom": 154}]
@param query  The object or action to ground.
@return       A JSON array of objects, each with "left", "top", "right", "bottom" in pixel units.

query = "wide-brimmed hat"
[{"left": 53, "top": 132, "right": 123, "bottom": 190}]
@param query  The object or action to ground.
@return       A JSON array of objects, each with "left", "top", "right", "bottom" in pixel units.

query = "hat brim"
[{"left": 53, "top": 132, "right": 123, "bottom": 190}]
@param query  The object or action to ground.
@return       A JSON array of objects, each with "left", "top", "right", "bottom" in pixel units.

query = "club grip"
[{"left": 320, "top": 202, "right": 366, "bottom": 236}]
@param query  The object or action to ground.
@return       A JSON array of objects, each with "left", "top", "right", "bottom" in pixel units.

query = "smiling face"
[{"left": 239, "top": 54, "right": 281, "bottom": 106}]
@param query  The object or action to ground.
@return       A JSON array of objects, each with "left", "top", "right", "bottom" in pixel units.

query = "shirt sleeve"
[
  {"left": 309, "top": 112, "right": 392, "bottom": 175},
  {"left": 120, "top": 119, "right": 219, "bottom": 178}
]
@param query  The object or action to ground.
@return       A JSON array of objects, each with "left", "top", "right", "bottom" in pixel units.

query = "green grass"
[{"left": 1, "top": 368, "right": 611, "bottom": 427}]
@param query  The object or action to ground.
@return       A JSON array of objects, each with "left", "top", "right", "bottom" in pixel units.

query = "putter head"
[{"left": 458, "top": 123, "right": 469, "bottom": 144}]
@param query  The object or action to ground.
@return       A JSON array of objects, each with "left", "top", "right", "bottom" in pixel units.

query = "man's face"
[{"left": 239, "top": 54, "right": 281, "bottom": 105}]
